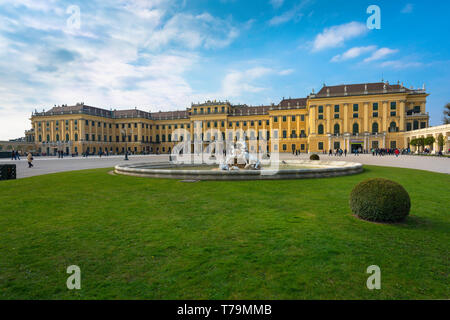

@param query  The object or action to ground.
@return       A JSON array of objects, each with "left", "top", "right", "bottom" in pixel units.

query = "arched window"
[
  {"left": 372, "top": 122, "right": 379, "bottom": 134},
  {"left": 162, "top": 135, "right": 166, "bottom": 142},
  {"left": 56, "top": 134, "right": 60, "bottom": 141},
  {"left": 66, "top": 134, "right": 69, "bottom": 141},
  {"left": 413, "top": 120, "right": 419, "bottom": 130},
  {"left": 39, "top": 135, "right": 42, "bottom": 142},
  {"left": 168, "top": 134, "right": 171, "bottom": 142},
  {"left": 334, "top": 124, "right": 340, "bottom": 135},
  {"left": 352, "top": 123, "right": 359, "bottom": 135},
  {"left": 389, "top": 121, "right": 397, "bottom": 132},
  {"left": 75, "top": 133, "right": 78, "bottom": 141},
  {"left": 318, "top": 124, "right": 324, "bottom": 135},
  {"left": 46, "top": 135, "right": 50, "bottom": 142},
  {"left": 317, "top": 124, "right": 323, "bottom": 134},
  {"left": 156, "top": 134, "right": 160, "bottom": 142}
]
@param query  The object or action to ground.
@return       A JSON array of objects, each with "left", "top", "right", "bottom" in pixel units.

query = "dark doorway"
[{"left": 351, "top": 144, "right": 362, "bottom": 153}]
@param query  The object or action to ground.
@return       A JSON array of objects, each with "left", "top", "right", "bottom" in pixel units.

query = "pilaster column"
[
  {"left": 326, "top": 104, "right": 331, "bottom": 134},
  {"left": 269, "top": 116, "right": 273, "bottom": 140},
  {"left": 382, "top": 101, "right": 388, "bottom": 132},
  {"left": 288, "top": 114, "right": 291, "bottom": 138},
  {"left": 399, "top": 100, "right": 406, "bottom": 131},
  {"left": 310, "top": 106, "right": 316, "bottom": 135},
  {"left": 343, "top": 104, "right": 348, "bottom": 133},
  {"left": 363, "top": 102, "right": 369, "bottom": 133}
]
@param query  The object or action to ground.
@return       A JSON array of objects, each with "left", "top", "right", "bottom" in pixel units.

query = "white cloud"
[
  {"left": 145, "top": 13, "right": 239, "bottom": 50},
  {"left": 0, "top": 0, "right": 60, "bottom": 13},
  {"left": 380, "top": 60, "right": 423, "bottom": 69},
  {"left": 269, "top": 0, "right": 310, "bottom": 26},
  {"left": 331, "top": 45, "right": 376, "bottom": 62},
  {"left": 278, "top": 69, "right": 294, "bottom": 75},
  {"left": 364, "top": 47, "right": 398, "bottom": 62},
  {"left": 0, "top": 0, "right": 244, "bottom": 139},
  {"left": 270, "top": 0, "right": 284, "bottom": 9},
  {"left": 221, "top": 67, "right": 273, "bottom": 97},
  {"left": 312, "top": 21, "right": 367, "bottom": 51},
  {"left": 216, "top": 66, "right": 292, "bottom": 99},
  {"left": 401, "top": 4, "right": 414, "bottom": 14}
]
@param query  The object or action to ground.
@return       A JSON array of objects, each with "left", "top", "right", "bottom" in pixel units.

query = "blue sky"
[{"left": 0, "top": 0, "right": 449, "bottom": 139}]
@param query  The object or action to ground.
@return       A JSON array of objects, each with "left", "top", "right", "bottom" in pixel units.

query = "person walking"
[
  {"left": 16, "top": 151, "right": 20, "bottom": 160},
  {"left": 395, "top": 148, "right": 400, "bottom": 157},
  {"left": 11, "top": 150, "right": 15, "bottom": 160},
  {"left": 344, "top": 149, "right": 347, "bottom": 157},
  {"left": 27, "top": 152, "right": 34, "bottom": 168}
]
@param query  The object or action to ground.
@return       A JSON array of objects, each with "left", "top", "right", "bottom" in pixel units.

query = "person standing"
[
  {"left": 27, "top": 152, "right": 34, "bottom": 168},
  {"left": 11, "top": 150, "right": 15, "bottom": 160}
]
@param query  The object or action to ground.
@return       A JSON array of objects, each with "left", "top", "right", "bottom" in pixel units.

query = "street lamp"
[{"left": 120, "top": 129, "right": 129, "bottom": 161}]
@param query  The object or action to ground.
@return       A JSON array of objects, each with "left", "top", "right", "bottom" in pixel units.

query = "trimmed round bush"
[
  {"left": 350, "top": 178, "right": 410, "bottom": 222},
  {"left": 310, "top": 154, "right": 320, "bottom": 161}
]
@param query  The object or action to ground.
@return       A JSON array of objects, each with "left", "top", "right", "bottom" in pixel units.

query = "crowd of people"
[
  {"left": 319, "top": 147, "right": 412, "bottom": 157},
  {"left": 370, "top": 148, "right": 406, "bottom": 156}
]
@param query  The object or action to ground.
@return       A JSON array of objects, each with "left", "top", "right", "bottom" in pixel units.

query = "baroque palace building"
[{"left": 27, "top": 81, "right": 432, "bottom": 156}]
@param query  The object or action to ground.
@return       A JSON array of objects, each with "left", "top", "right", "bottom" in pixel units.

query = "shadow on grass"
[
  {"left": 352, "top": 212, "right": 449, "bottom": 233},
  {"left": 398, "top": 214, "right": 450, "bottom": 232}
]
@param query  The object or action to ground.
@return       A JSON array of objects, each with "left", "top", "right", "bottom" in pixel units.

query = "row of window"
[
  {"left": 38, "top": 120, "right": 78, "bottom": 127},
  {"left": 282, "top": 144, "right": 306, "bottom": 151},
  {"left": 318, "top": 102, "right": 396, "bottom": 113},
  {"left": 406, "top": 121, "right": 427, "bottom": 131},
  {"left": 317, "top": 140, "right": 397, "bottom": 151},
  {"left": 317, "top": 122, "right": 398, "bottom": 135},
  {"left": 317, "top": 110, "right": 397, "bottom": 119},
  {"left": 193, "top": 106, "right": 228, "bottom": 114},
  {"left": 273, "top": 115, "right": 306, "bottom": 122},
  {"left": 38, "top": 133, "right": 79, "bottom": 142}
]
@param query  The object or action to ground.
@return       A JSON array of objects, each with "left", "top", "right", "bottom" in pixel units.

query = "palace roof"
[{"left": 313, "top": 82, "right": 413, "bottom": 98}]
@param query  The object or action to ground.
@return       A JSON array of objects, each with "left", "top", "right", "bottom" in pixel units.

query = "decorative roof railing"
[{"left": 310, "top": 88, "right": 426, "bottom": 99}]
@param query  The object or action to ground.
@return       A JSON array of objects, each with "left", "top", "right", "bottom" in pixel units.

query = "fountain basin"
[{"left": 114, "top": 160, "right": 363, "bottom": 181}]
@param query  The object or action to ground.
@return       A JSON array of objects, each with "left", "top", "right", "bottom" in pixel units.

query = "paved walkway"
[
  {"left": 282, "top": 153, "right": 450, "bottom": 174},
  {"left": 0, "top": 155, "right": 170, "bottom": 179},
  {"left": 0, "top": 153, "right": 449, "bottom": 179}
]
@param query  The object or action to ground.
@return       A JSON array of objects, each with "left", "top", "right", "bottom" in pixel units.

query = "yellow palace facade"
[{"left": 28, "top": 82, "right": 430, "bottom": 155}]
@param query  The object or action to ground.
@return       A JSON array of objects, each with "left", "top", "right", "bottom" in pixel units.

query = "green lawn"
[{"left": 0, "top": 166, "right": 449, "bottom": 299}]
